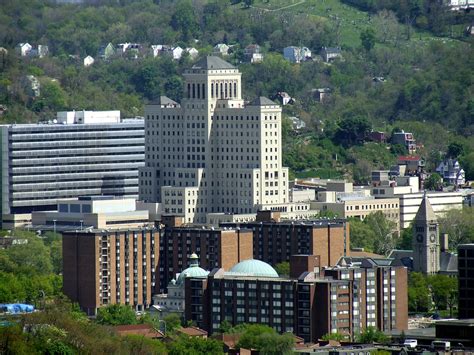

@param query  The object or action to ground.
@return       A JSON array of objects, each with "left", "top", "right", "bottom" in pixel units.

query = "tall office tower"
[
  {"left": 139, "top": 56, "right": 289, "bottom": 223},
  {"left": 458, "top": 244, "right": 474, "bottom": 319},
  {"left": 0, "top": 112, "right": 144, "bottom": 228}
]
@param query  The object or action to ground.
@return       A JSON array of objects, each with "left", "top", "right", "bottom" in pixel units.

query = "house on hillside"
[
  {"left": 16, "top": 43, "right": 32, "bottom": 57},
  {"left": 185, "top": 47, "right": 199, "bottom": 59},
  {"left": 288, "top": 116, "right": 306, "bottom": 131},
  {"left": 436, "top": 159, "right": 465, "bottom": 186},
  {"left": 213, "top": 43, "right": 230, "bottom": 56},
  {"left": 83, "top": 56, "right": 94, "bottom": 67},
  {"left": 392, "top": 130, "right": 416, "bottom": 154},
  {"left": 272, "top": 91, "right": 295, "bottom": 105},
  {"left": 321, "top": 47, "right": 342, "bottom": 62},
  {"left": 117, "top": 43, "right": 144, "bottom": 59},
  {"left": 283, "top": 46, "right": 311, "bottom": 63},
  {"left": 244, "top": 44, "right": 263, "bottom": 63},
  {"left": 97, "top": 43, "right": 115, "bottom": 60},
  {"left": 310, "top": 88, "right": 332, "bottom": 103}
]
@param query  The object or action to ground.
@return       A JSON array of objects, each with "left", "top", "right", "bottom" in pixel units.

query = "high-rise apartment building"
[
  {"left": 0, "top": 114, "right": 144, "bottom": 228},
  {"left": 458, "top": 244, "right": 474, "bottom": 319},
  {"left": 62, "top": 228, "right": 160, "bottom": 315},
  {"left": 139, "top": 56, "right": 289, "bottom": 223}
]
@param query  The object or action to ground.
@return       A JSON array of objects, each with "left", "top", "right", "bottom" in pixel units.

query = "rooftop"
[
  {"left": 227, "top": 259, "right": 279, "bottom": 278},
  {"left": 191, "top": 56, "right": 236, "bottom": 70}
]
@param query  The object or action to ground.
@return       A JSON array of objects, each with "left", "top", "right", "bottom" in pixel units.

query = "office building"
[
  {"left": 157, "top": 218, "right": 253, "bottom": 293},
  {"left": 222, "top": 212, "right": 349, "bottom": 267},
  {"left": 139, "top": 56, "right": 290, "bottom": 224},
  {"left": 458, "top": 244, "right": 474, "bottom": 319},
  {"left": 0, "top": 113, "right": 144, "bottom": 228},
  {"left": 398, "top": 192, "right": 462, "bottom": 228},
  {"left": 185, "top": 255, "right": 408, "bottom": 342},
  {"left": 62, "top": 227, "right": 160, "bottom": 315},
  {"left": 32, "top": 196, "right": 151, "bottom": 231}
]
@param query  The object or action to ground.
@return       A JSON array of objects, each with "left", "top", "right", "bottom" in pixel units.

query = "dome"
[
  {"left": 176, "top": 253, "right": 209, "bottom": 285},
  {"left": 228, "top": 259, "right": 279, "bottom": 278},
  {"left": 176, "top": 265, "right": 209, "bottom": 285}
]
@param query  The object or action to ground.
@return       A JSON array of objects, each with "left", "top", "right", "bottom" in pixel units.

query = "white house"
[
  {"left": 321, "top": 47, "right": 342, "bottom": 63},
  {"left": 83, "top": 55, "right": 95, "bottom": 67},
  {"left": 185, "top": 47, "right": 199, "bottom": 59},
  {"left": 213, "top": 43, "right": 230, "bottom": 56},
  {"left": 150, "top": 45, "right": 164, "bottom": 58},
  {"left": 16, "top": 43, "right": 32, "bottom": 57},
  {"left": 162, "top": 46, "right": 183, "bottom": 60}
]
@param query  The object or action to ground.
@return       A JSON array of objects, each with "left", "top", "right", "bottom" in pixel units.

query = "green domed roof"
[
  {"left": 176, "top": 254, "right": 209, "bottom": 285},
  {"left": 228, "top": 259, "right": 279, "bottom": 278}
]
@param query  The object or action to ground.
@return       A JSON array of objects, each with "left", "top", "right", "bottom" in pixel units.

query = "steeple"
[{"left": 414, "top": 194, "right": 437, "bottom": 223}]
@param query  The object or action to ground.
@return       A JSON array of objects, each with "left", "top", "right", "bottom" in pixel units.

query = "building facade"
[
  {"left": 185, "top": 256, "right": 408, "bottom": 343},
  {"left": 139, "top": 56, "right": 289, "bottom": 223},
  {"left": 458, "top": 244, "right": 474, "bottom": 319},
  {"left": 0, "top": 116, "right": 144, "bottom": 228},
  {"left": 222, "top": 217, "right": 349, "bottom": 267},
  {"left": 157, "top": 223, "right": 253, "bottom": 293},
  {"left": 62, "top": 228, "right": 160, "bottom": 315}
]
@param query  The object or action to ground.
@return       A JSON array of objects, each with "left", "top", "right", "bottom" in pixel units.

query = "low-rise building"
[
  {"left": 436, "top": 159, "right": 465, "bottom": 186},
  {"left": 83, "top": 55, "right": 94, "bottom": 67},
  {"left": 32, "top": 196, "right": 152, "bottom": 231}
]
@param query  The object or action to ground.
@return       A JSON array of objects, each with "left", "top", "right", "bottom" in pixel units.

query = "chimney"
[{"left": 440, "top": 233, "right": 449, "bottom": 252}]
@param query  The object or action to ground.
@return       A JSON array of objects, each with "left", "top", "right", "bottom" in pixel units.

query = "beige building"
[
  {"left": 139, "top": 57, "right": 289, "bottom": 224},
  {"left": 32, "top": 196, "right": 151, "bottom": 231}
]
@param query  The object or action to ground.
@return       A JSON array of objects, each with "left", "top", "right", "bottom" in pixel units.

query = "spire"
[{"left": 415, "top": 195, "right": 437, "bottom": 223}]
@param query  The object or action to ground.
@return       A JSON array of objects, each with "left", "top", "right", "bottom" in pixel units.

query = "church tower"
[{"left": 412, "top": 195, "right": 440, "bottom": 274}]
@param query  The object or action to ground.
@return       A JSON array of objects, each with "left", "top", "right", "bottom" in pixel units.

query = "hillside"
[{"left": 0, "top": 0, "right": 472, "bottom": 182}]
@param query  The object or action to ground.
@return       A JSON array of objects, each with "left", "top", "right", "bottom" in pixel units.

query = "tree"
[
  {"left": 96, "top": 304, "right": 137, "bottom": 326},
  {"left": 170, "top": 0, "right": 199, "bottom": 41},
  {"left": 322, "top": 332, "right": 347, "bottom": 341},
  {"left": 447, "top": 142, "right": 464, "bottom": 159},
  {"left": 364, "top": 212, "right": 397, "bottom": 256},
  {"left": 424, "top": 173, "right": 443, "bottom": 191},
  {"left": 356, "top": 326, "right": 388, "bottom": 344},
  {"left": 163, "top": 313, "right": 182, "bottom": 333},
  {"left": 360, "top": 28, "right": 376, "bottom": 51},
  {"left": 408, "top": 272, "right": 431, "bottom": 312},
  {"left": 427, "top": 274, "right": 458, "bottom": 316},
  {"left": 235, "top": 325, "right": 293, "bottom": 355},
  {"left": 439, "top": 207, "right": 474, "bottom": 248},
  {"left": 167, "top": 335, "right": 224, "bottom": 355},
  {"left": 274, "top": 261, "right": 289, "bottom": 277},
  {"left": 333, "top": 116, "right": 372, "bottom": 147}
]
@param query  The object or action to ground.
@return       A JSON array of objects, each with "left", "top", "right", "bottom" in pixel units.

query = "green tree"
[
  {"left": 274, "top": 261, "right": 289, "bottom": 277},
  {"left": 408, "top": 272, "right": 431, "bottom": 312},
  {"left": 333, "top": 116, "right": 372, "bottom": 147},
  {"left": 439, "top": 207, "right": 474, "bottom": 247},
  {"left": 447, "top": 142, "right": 464, "bottom": 159},
  {"left": 424, "top": 173, "right": 443, "bottom": 191},
  {"left": 427, "top": 274, "right": 458, "bottom": 316},
  {"left": 364, "top": 212, "right": 397, "bottom": 256},
  {"left": 163, "top": 313, "right": 182, "bottom": 333},
  {"left": 167, "top": 335, "right": 224, "bottom": 355},
  {"left": 356, "top": 326, "right": 388, "bottom": 344},
  {"left": 360, "top": 28, "right": 376, "bottom": 51},
  {"left": 96, "top": 304, "right": 137, "bottom": 326},
  {"left": 122, "top": 334, "right": 167, "bottom": 354},
  {"left": 170, "top": 0, "right": 199, "bottom": 41},
  {"left": 322, "top": 332, "right": 347, "bottom": 341}
]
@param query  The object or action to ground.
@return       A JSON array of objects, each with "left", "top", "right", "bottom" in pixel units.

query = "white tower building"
[{"left": 139, "top": 56, "right": 289, "bottom": 223}]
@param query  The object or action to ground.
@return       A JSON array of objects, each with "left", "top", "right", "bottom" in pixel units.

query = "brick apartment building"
[
  {"left": 157, "top": 216, "right": 253, "bottom": 293},
  {"left": 222, "top": 212, "right": 349, "bottom": 267},
  {"left": 185, "top": 255, "right": 408, "bottom": 342},
  {"left": 63, "top": 228, "right": 160, "bottom": 315}
]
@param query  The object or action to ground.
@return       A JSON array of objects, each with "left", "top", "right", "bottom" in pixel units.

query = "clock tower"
[{"left": 412, "top": 195, "right": 440, "bottom": 274}]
